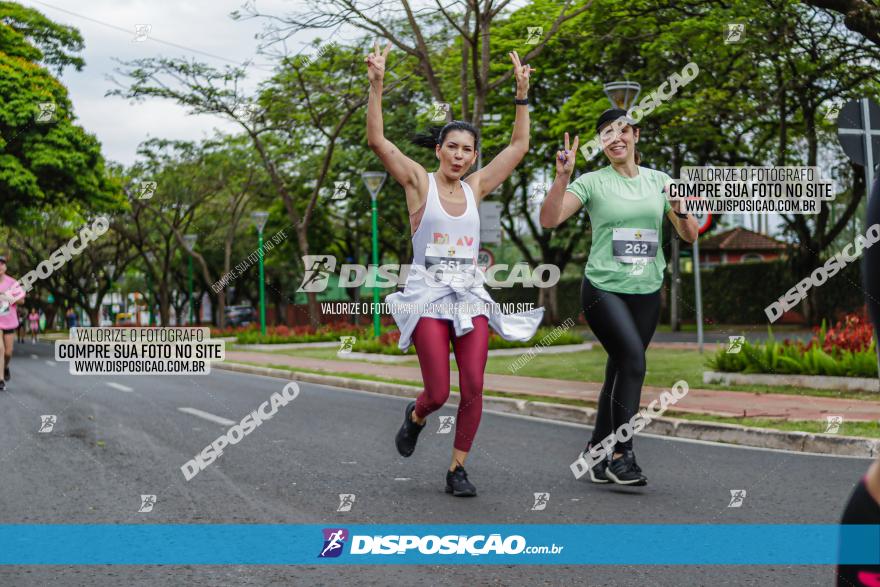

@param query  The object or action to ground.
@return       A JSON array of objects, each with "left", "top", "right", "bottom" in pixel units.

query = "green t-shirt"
[{"left": 566, "top": 165, "right": 672, "bottom": 294}]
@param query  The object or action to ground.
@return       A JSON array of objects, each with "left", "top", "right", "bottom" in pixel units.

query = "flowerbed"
[
  {"left": 229, "top": 322, "right": 369, "bottom": 344},
  {"left": 708, "top": 312, "right": 878, "bottom": 378}
]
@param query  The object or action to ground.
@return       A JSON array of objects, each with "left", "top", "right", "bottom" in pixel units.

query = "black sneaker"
[
  {"left": 445, "top": 465, "right": 477, "bottom": 497},
  {"left": 583, "top": 442, "right": 611, "bottom": 484},
  {"left": 0, "top": 379, "right": 6, "bottom": 391},
  {"left": 605, "top": 449, "right": 647, "bottom": 486},
  {"left": 395, "top": 401, "right": 425, "bottom": 457},
  {"left": 4, "top": 367, "right": 9, "bottom": 381}
]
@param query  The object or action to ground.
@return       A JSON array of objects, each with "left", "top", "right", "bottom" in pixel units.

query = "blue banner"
[{"left": 0, "top": 524, "right": 876, "bottom": 565}]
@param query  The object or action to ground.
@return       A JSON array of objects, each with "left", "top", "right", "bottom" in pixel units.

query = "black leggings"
[{"left": 581, "top": 278, "right": 661, "bottom": 452}]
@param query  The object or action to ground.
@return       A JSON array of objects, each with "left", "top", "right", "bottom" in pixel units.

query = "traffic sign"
[
  {"left": 477, "top": 248, "right": 494, "bottom": 270},
  {"left": 479, "top": 202, "right": 502, "bottom": 244},
  {"left": 837, "top": 98, "right": 880, "bottom": 191}
]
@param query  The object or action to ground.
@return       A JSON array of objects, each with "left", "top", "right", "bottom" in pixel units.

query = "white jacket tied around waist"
[{"left": 385, "top": 264, "right": 545, "bottom": 352}]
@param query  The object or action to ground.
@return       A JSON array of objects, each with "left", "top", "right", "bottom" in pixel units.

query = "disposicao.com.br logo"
[{"left": 318, "top": 529, "right": 563, "bottom": 557}]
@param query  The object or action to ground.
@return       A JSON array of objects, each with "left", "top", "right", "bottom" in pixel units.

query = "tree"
[
  {"left": 109, "top": 39, "right": 393, "bottom": 327},
  {"left": 238, "top": 0, "right": 592, "bottom": 130},
  {"left": 801, "top": 0, "right": 880, "bottom": 46},
  {"left": 0, "top": 2, "right": 117, "bottom": 224}
]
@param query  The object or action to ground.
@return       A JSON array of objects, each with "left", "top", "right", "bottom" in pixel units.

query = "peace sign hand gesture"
[
  {"left": 556, "top": 132, "right": 579, "bottom": 177},
  {"left": 365, "top": 40, "right": 391, "bottom": 85},
  {"left": 509, "top": 51, "right": 535, "bottom": 99}
]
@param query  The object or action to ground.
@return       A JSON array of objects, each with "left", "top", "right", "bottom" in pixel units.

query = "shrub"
[
  {"left": 707, "top": 315, "right": 878, "bottom": 378},
  {"left": 235, "top": 321, "right": 367, "bottom": 344}
]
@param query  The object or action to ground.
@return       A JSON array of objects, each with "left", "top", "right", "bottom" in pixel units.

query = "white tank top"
[{"left": 411, "top": 172, "right": 480, "bottom": 269}]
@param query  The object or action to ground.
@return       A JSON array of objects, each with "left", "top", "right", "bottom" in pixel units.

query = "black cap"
[{"left": 595, "top": 108, "right": 636, "bottom": 133}]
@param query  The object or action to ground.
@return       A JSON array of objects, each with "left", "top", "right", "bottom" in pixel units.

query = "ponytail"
[
  {"left": 410, "top": 121, "right": 480, "bottom": 151},
  {"left": 411, "top": 126, "right": 444, "bottom": 150}
]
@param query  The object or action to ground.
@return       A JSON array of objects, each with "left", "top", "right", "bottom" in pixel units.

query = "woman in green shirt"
[{"left": 540, "top": 109, "right": 698, "bottom": 486}]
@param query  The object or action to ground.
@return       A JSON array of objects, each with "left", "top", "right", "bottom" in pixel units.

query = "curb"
[
  {"left": 216, "top": 362, "right": 880, "bottom": 458},
  {"left": 704, "top": 370, "right": 880, "bottom": 393}
]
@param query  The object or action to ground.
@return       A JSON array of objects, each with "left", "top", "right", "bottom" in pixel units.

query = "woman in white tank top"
[{"left": 365, "top": 42, "right": 544, "bottom": 497}]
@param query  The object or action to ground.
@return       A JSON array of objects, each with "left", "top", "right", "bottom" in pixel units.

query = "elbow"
[
  {"left": 539, "top": 214, "right": 557, "bottom": 229},
  {"left": 365, "top": 130, "right": 384, "bottom": 151}
]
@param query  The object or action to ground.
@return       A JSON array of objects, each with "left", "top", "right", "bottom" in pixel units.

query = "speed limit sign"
[{"left": 477, "top": 248, "right": 494, "bottom": 270}]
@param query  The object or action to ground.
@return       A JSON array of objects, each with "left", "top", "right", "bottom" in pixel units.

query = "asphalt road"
[{"left": 0, "top": 342, "right": 871, "bottom": 586}]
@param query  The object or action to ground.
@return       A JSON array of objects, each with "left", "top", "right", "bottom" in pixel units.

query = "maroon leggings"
[{"left": 412, "top": 316, "right": 489, "bottom": 452}]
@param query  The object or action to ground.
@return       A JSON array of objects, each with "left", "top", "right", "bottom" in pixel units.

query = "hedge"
[{"left": 473, "top": 260, "right": 865, "bottom": 326}]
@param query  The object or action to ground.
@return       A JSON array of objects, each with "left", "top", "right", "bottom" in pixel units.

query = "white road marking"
[
  {"left": 30, "top": 354, "right": 38, "bottom": 359},
  {"left": 394, "top": 478, "right": 411, "bottom": 481},
  {"left": 106, "top": 382, "right": 133, "bottom": 393},
  {"left": 177, "top": 407, "right": 235, "bottom": 426},
  {"left": 44, "top": 360, "right": 54, "bottom": 367}
]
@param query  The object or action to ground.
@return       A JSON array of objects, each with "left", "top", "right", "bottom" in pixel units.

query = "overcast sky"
[{"left": 22, "top": 0, "right": 333, "bottom": 166}]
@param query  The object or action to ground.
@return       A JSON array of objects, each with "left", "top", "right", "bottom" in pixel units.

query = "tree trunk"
[
  {"left": 537, "top": 285, "right": 558, "bottom": 325},
  {"left": 158, "top": 285, "right": 170, "bottom": 326},
  {"left": 45, "top": 307, "right": 58, "bottom": 331}
]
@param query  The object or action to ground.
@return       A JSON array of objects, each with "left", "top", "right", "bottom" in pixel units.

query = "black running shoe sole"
[
  {"left": 589, "top": 469, "right": 610, "bottom": 484},
  {"left": 445, "top": 485, "right": 477, "bottom": 497},
  {"left": 605, "top": 469, "right": 647, "bottom": 486}
]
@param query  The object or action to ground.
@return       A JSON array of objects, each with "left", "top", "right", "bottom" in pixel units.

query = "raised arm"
[
  {"left": 466, "top": 51, "right": 534, "bottom": 201},
  {"left": 364, "top": 41, "right": 426, "bottom": 206},
  {"left": 540, "top": 132, "right": 584, "bottom": 228}
]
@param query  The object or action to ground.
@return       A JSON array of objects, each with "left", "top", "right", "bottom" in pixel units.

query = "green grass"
[
  {"left": 483, "top": 346, "right": 880, "bottom": 402},
  {"left": 224, "top": 361, "right": 879, "bottom": 438},
  {"left": 237, "top": 345, "right": 880, "bottom": 401}
]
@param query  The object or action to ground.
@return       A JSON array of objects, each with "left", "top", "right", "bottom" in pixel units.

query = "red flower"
[{"left": 816, "top": 310, "right": 874, "bottom": 353}]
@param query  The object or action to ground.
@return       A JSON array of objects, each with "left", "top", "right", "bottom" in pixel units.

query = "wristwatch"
[
  {"left": 674, "top": 210, "right": 690, "bottom": 219},
  {"left": 514, "top": 98, "right": 529, "bottom": 105}
]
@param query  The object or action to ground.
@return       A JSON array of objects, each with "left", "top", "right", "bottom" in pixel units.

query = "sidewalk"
[{"left": 225, "top": 351, "right": 880, "bottom": 422}]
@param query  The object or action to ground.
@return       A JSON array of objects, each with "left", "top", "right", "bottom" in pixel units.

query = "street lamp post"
[
  {"left": 361, "top": 171, "right": 387, "bottom": 338},
  {"left": 106, "top": 264, "right": 116, "bottom": 325},
  {"left": 183, "top": 234, "right": 198, "bottom": 325},
  {"left": 251, "top": 211, "right": 269, "bottom": 336},
  {"left": 603, "top": 81, "right": 641, "bottom": 111}
]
